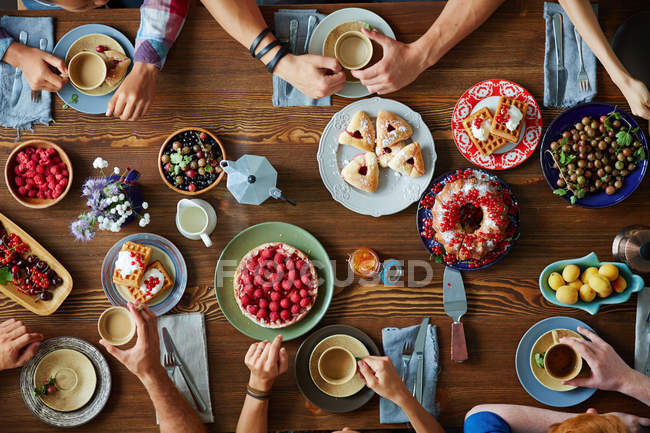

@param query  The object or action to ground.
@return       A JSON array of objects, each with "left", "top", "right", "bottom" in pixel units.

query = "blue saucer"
[
  {"left": 515, "top": 316, "right": 596, "bottom": 407},
  {"left": 52, "top": 24, "right": 134, "bottom": 115},
  {"left": 540, "top": 103, "right": 648, "bottom": 208}
]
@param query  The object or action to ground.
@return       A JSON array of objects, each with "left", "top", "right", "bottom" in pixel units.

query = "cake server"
[
  {"left": 553, "top": 13, "right": 567, "bottom": 106},
  {"left": 443, "top": 267, "right": 468, "bottom": 362}
]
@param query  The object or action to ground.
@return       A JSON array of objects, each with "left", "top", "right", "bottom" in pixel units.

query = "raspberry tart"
[{"left": 233, "top": 243, "right": 318, "bottom": 328}]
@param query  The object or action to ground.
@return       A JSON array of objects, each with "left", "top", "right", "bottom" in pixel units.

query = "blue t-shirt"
[{"left": 465, "top": 412, "right": 512, "bottom": 433}]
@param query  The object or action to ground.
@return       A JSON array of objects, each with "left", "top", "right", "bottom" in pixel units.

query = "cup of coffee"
[
  {"left": 98, "top": 306, "right": 136, "bottom": 346},
  {"left": 334, "top": 31, "right": 373, "bottom": 70},
  {"left": 317, "top": 345, "right": 357, "bottom": 385},
  {"left": 544, "top": 329, "right": 582, "bottom": 381},
  {"left": 68, "top": 51, "right": 107, "bottom": 92}
]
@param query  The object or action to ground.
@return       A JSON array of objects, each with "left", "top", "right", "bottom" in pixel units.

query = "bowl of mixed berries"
[
  {"left": 4, "top": 140, "right": 73, "bottom": 209},
  {"left": 158, "top": 128, "right": 226, "bottom": 195}
]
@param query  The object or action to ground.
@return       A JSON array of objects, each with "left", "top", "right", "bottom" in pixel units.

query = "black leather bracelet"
[
  {"left": 246, "top": 390, "right": 270, "bottom": 400},
  {"left": 254, "top": 40, "right": 280, "bottom": 60},
  {"left": 266, "top": 45, "right": 289, "bottom": 74},
  {"left": 249, "top": 28, "right": 271, "bottom": 57}
]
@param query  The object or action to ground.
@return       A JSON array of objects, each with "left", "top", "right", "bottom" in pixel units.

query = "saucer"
[
  {"left": 34, "top": 349, "right": 97, "bottom": 412},
  {"left": 101, "top": 233, "right": 187, "bottom": 316},
  {"left": 308, "top": 334, "right": 369, "bottom": 398},
  {"left": 65, "top": 33, "right": 128, "bottom": 97},
  {"left": 529, "top": 328, "right": 589, "bottom": 392},
  {"left": 323, "top": 21, "right": 379, "bottom": 83},
  {"left": 20, "top": 337, "right": 111, "bottom": 427}
]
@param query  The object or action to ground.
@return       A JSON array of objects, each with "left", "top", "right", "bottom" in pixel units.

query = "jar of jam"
[{"left": 348, "top": 248, "right": 380, "bottom": 278}]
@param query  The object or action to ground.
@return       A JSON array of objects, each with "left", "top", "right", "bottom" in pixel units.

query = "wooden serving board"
[{"left": 0, "top": 213, "right": 73, "bottom": 316}]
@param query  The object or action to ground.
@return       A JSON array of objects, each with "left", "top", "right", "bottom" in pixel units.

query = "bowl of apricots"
[{"left": 539, "top": 252, "right": 645, "bottom": 314}]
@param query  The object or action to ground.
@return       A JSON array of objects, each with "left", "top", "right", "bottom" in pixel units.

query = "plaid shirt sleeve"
[
  {"left": 0, "top": 26, "right": 14, "bottom": 62},
  {"left": 134, "top": 0, "right": 189, "bottom": 70}
]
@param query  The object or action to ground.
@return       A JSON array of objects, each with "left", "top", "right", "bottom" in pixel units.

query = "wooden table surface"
[{"left": 1, "top": 1, "right": 649, "bottom": 432}]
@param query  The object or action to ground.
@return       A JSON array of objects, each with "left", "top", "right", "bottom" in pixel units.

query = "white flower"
[
  {"left": 141, "top": 202, "right": 149, "bottom": 209},
  {"left": 138, "top": 218, "right": 147, "bottom": 227},
  {"left": 113, "top": 167, "right": 120, "bottom": 175},
  {"left": 111, "top": 196, "right": 119, "bottom": 203},
  {"left": 110, "top": 222, "right": 120, "bottom": 232},
  {"left": 97, "top": 216, "right": 104, "bottom": 222},
  {"left": 93, "top": 157, "right": 108, "bottom": 169},
  {"left": 126, "top": 210, "right": 133, "bottom": 216},
  {"left": 118, "top": 193, "right": 125, "bottom": 201},
  {"left": 124, "top": 201, "right": 131, "bottom": 207},
  {"left": 144, "top": 213, "right": 150, "bottom": 220},
  {"left": 110, "top": 208, "right": 117, "bottom": 214}
]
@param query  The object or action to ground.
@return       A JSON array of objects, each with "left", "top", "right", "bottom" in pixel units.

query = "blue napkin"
[
  {"left": 272, "top": 9, "right": 330, "bottom": 107},
  {"left": 380, "top": 323, "right": 439, "bottom": 424},
  {"left": 0, "top": 16, "right": 54, "bottom": 133},
  {"left": 543, "top": 2, "right": 598, "bottom": 108}
]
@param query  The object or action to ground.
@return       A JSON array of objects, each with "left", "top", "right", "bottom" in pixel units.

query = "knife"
[
  {"left": 304, "top": 15, "right": 317, "bottom": 53},
  {"left": 443, "top": 267, "right": 468, "bottom": 362},
  {"left": 412, "top": 317, "right": 429, "bottom": 404},
  {"left": 162, "top": 327, "right": 208, "bottom": 412},
  {"left": 10, "top": 31, "right": 28, "bottom": 106},
  {"left": 645, "top": 311, "right": 650, "bottom": 376},
  {"left": 552, "top": 13, "right": 567, "bottom": 107}
]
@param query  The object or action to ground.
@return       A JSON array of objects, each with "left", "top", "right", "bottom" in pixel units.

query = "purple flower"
[
  {"left": 104, "top": 182, "right": 120, "bottom": 196},
  {"left": 70, "top": 216, "right": 95, "bottom": 242},
  {"left": 82, "top": 177, "right": 109, "bottom": 197}
]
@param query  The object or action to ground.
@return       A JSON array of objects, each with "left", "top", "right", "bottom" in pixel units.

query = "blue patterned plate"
[
  {"left": 416, "top": 168, "right": 520, "bottom": 270},
  {"left": 540, "top": 103, "right": 648, "bottom": 208},
  {"left": 20, "top": 337, "right": 111, "bottom": 428},
  {"left": 515, "top": 317, "right": 596, "bottom": 407},
  {"left": 53, "top": 24, "right": 134, "bottom": 115},
  {"left": 101, "top": 233, "right": 187, "bottom": 316}
]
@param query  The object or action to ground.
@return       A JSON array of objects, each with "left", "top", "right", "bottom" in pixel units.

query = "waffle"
[
  {"left": 130, "top": 260, "right": 173, "bottom": 303},
  {"left": 112, "top": 241, "right": 152, "bottom": 290},
  {"left": 489, "top": 96, "right": 528, "bottom": 143},
  {"left": 462, "top": 107, "right": 509, "bottom": 156}
]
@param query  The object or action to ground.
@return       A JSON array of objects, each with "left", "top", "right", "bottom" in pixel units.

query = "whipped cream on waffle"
[
  {"left": 505, "top": 105, "right": 523, "bottom": 131},
  {"left": 115, "top": 251, "right": 143, "bottom": 276},
  {"left": 139, "top": 268, "right": 165, "bottom": 295},
  {"left": 471, "top": 116, "right": 490, "bottom": 141}
]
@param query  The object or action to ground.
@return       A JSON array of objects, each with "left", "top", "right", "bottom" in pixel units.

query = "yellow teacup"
[
  {"left": 543, "top": 329, "right": 583, "bottom": 381},
  {"left": 98, "top": 306, "right": 136, "bottom": 347},
  {"left": 68, "top": 50, "right": 107, "bottom": 91},
  {"left": 317, "top": 345, "right": 357, "bottom": 385},
  {"left": 334, "top": 30, "right": 373, "bottom": 70}
]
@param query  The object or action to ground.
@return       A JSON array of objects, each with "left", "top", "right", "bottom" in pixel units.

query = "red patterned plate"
[{"left": 452, "top": 79, "right": 542, "bottom": 170}]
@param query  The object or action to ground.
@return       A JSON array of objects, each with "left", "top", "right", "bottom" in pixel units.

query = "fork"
[
  {"left": 163, "top": 351, "right": 208, "bottom": 412},
  {"left": 400, "top": 341, "right": 414, "bottom": 383},
  {"left": 162, "top": 353, "right": 176, "bottom": 380},
  {"left": 574, "top": 27, "right": 589, "bottom": 92},
  {"left": 30, "top": 38, "right": 48, "bottom": 103}
]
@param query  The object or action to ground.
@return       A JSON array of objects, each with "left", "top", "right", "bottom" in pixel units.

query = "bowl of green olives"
[
  {"left": 158, "top": 127, "right": 226, "bottom": 195},
  {"left": 540, "top": 103, "right": 647, "bottom": 208}
]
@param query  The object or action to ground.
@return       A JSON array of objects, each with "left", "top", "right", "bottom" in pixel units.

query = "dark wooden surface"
[{"left": 0, "top": 1, "right": 649, "bottom": 432}]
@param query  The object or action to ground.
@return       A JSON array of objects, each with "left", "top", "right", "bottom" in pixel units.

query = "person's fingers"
[
  {"left": 313, "top": 55, "right": 342, "bottom": 73},
  {"left": 634, "top": 105, "right": 650, "bottom": 120},
  {"left": 6, "top": 323, "right": 28, "bottom": 340},
  {"left": 357, "top": 360, "right": 378, "bottom": 387},
  {"left": 111, "top": 94, "right": 127, "bottom": 119},
  {"left": 120, "top": 97, "right": 136, "bottom": 121},
  {"left": 141, "top": 101, "right": 152, "bottom": 118},
  {"left": 129, "top": 101, "right": 145, "bottom": 121},
  {"left": 351, "top": 62, "right": 383, "bottom": 82},
  {"left": 266, "top": 335, "right": 283, "bottom": 367},
  {"left": 361, "top": 27, "right": 393, "bottom": 48},
  {"left": 586, "top": 408, "right": 598, "bottom": 414},
  {"left": 576, "top": 326, "right": 606, "bottom": 346},
  {"left": 638, "top": 417, "right": 650, "bottom": 427},
  {"left": 563, "top": 376, "right": 595, "bottom": 388},
  {"left": 279, "top": 347, "right": 289, "bottom": 374},
  {"left": 39, "top": 81, "right": 60, "bottom": 93},
  {"left": 12, "top": 332, "right": 43, "bottom": 350},
  {"left": 42, "top": 52, "right": 67, "bottom": 74},
  {"left": 16, "top": 341, "right": 40, "bottom": 366},
  {"left": 359, "top": 356, "right": 388, "bottom": 372},
  {"left": 42, "top": 69, "right": 66, "bottom": 91},
  {"left": 259, "top": 339, "right": 273, "bottom": 364},
  {"left": 245, "top": 342, "right": 258, "bottom": 362},
  {"left": 99, "top": 339, "right": 124, "bottom": 361},
  {"left": 0, "top": 318, "right": 17, "bottom": 329},
  {"left": 1, "top": 319, "right": 21, "bottom": 333},
  {"left": 128, "top": 302, "right": 150, "bottom": 342},
  {"left": 106, "top": 93, "right": 117, "bottom": 117},
  {"left": 559, "top": 337, "right": 596, "bottom": 364},
  {"left": 252, "top": 340, "right": 266, "bottom": 362}
]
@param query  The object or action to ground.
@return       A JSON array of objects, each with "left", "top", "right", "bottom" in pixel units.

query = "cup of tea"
[
  {"left": 334, "top": 30, "right": 373, "bottom": 70},
  {"left": 68, "top": 51, "right": 107, "bottom": 92},
  {"left": 543, "top": 329, "right": 583, "bottom": 381},
  {"left": 98, "top": 306, "right": 136, "bottom": 347},
  {"left": 317, "top": 345, "right": 358, "bottom": 385}
]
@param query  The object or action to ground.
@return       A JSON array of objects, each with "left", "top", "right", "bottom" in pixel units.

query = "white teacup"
[{"left": 175, "top": 199, "right": 216, "bottom": 247}]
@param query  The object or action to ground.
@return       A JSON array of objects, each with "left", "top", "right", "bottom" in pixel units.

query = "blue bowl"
[
  {"left": 539, "top": 252, "right": 645, "bottom": 315},
  {"left": 416, "top": 168, "right": 520, "bottom": 271},
  {"left": 540, "top": 102, "right": 648, "bottom": 208}
]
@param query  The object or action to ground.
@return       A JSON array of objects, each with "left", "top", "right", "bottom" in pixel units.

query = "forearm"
[
  {"left": 467, "top": 404, "right": 579, "bottom": 433},
  {"left": 618, "top": 369, "right": 650, "bottom": 406},
  {"left": 135, "top": 0, "right": 189, "bottom": 69},
  {"left": 395, "top": 393, "right": 444, "bottom": 433},
  {"left": 140, "top": 368, "right": 206, "bottom": 433},
  {"left": 2, "top": 42, "right": 24, "bottom": 68},
  {"left": 558, "top": 0, "right": 630, "bottom": 85},
  {"left": 415, "top": 0, "right": 505, "bottom": 67},
  {"left": 235, "top": 395, "right": 268, "bottom": 433}
]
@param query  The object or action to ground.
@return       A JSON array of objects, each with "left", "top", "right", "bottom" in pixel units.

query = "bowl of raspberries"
[{"left": 4, "top": 140, "right": 73, "bottom": 209}]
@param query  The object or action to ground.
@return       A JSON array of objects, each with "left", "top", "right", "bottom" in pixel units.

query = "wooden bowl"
[
  {"left": 0, "top": 212, "right": 73, "bottom": 315},
  {"left": 158, "top": 127, "right": 227, "bottom": 196},
  {"left": 4, "top": 140, "right": 73, "bottom": 209}
]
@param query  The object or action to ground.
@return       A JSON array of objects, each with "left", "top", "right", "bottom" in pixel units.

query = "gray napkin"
[
  {"left": 634, "top": 287, "right": 650, "bottom": 374},
  {"left": 0, "top": 16, "right": 54, "bottom": 132},
  {"left": 157, "top": 313, "right": 213, "bottom": 423},
  {"left": 543, "top": 2, "right": 598, "bottom": 108},
  {"left": 272, "top": 9, "right": 329, "bottom": 107},
  {"left": 380, "top": 324, "right": 439, "bottom": 424}
]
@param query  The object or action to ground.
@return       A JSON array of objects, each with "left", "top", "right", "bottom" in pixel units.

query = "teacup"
[
  {"left": 317, "top": 345, "right": 357, "bottom": 385},
  {"left": 544, "top": 329, "right": 582, "bottom": 381},
  {"left": 334, "top": 31, "right": 373, "bottom": 70},
  {"left": 68, "top": 51, "right": 107, "bottom": 91},
  {"left": 98, "top": 306, "right": 136, "bottom": 347}
]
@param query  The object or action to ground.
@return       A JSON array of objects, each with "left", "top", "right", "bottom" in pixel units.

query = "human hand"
[
  {"left": 332, "top": 429, "right": 360, "bottom": 433},
  {"left": 350, "top": 28, "right": 429, "bottom": 95},
  {"left": 615, "top": 75, "right": 650, "bottom": 120},
  {"left": 0, "top": 319, "right": 43, "bottom": 371},
  {"left": 99, "top": 302, "right": 163, "bottom": 381},
  {"left": 106, "top": 62, "right": 157, "bottom": 121},
  {"left": 274, "top": 54, "right": 346, "bottom": 99},
  {"left": 245, "top": 335, "right": 289, "bottom": 392},
  {"left": 3, "top": 43, "right": 68, "bottom": 92},
  {"left": 608, "top": 412, "right": 650, "bottom": 433},
  {"left": 357, "top": 356, "right": 410, "bottom": 405},
  {"left": 560, "top": 326, "right": 634, "bottom": 392}
]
